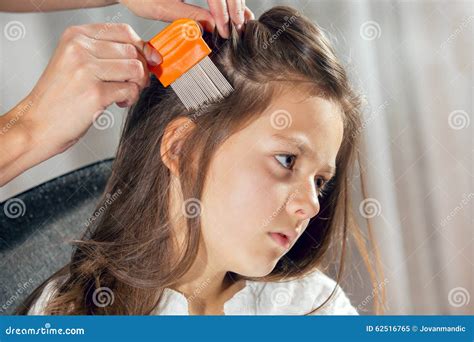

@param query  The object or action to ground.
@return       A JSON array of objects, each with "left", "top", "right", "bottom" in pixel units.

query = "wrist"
[{"left": 1, "top": 97, "right": 36, "bottom": 157}]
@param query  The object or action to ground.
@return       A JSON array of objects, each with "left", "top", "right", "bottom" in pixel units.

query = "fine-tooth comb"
[{"left": 147, "top": 19, "right": 234, "bottom": 110}]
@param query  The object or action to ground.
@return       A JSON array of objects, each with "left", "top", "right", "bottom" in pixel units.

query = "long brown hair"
[{"left": 17, "top": 5, "right": 384, "bottom": 315}]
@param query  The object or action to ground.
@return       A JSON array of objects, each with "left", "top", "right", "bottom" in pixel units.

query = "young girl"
[{"left": 18, "top": 5, "right": 383, "bottom": 315}]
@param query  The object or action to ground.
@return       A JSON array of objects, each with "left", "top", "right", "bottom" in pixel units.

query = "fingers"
[
  {"left": 67, "top": 23, "right": 143, "bottom": 50},
  {"left": 82, "top": 38, "right": 150, "bottom": 89},
  {"left": 67, "top": 23, "right": 164, "bottom": 67},
  {"left": 208, "top": 1, "right": 254, "bottom": 38},
  {"left": 143, "top": 43, "right": 162, "bottom": 66},
  {"left": 244, "top": 6, "right": 255, "bottom": 21},
  {"left": 86, "top": 38, "right": 158, "bottom": 71},
  {"left": 152, "top": 1, "right": 215, "bottom": 32},
  {"left": 98, "top": 81, "right": 141, "bottom": 109},
  {"left": 227, "top": 0, "right": 245, "bottom": 30},
  {"left": 208, "top": 0, "right": 230, "bottom": 38},
  {"left": 95, "top": 59, "right": 148, "bottom": 90},
  {"left": 64, "top": 24, "right": 162, "bottom": 89},
  {"left": 133, "top": 50, "right": 151, "bottom": 88},
  {"left": 59, "top": 24, "right": 153, "bottom": 111},
  {"left": 84, "top": 38, "right": 141, "bottom": 60}
]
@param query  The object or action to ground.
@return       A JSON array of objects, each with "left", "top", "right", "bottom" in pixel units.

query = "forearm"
[
  {"left": 0, "top": 0, "right": 118, "bottom": 12},
  {"left": 0, "top": 96, "right": 54, "bottom": 187}
]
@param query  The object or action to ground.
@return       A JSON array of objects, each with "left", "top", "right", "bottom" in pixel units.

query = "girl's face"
[{"left": 200, "top": 89, "right": 344, "bottom": 277}]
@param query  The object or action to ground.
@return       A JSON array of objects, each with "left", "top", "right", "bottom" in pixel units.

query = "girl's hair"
[{"left": 17, "top": 6, "right": 384, "bottom": 315}]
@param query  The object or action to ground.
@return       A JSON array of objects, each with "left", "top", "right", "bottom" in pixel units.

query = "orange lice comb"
[{"left": 147, "top": 19, "right": 233, "bottom": 110}]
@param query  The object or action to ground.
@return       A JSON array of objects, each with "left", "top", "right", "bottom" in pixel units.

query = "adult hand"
[
  {"left": 0, "top": 23, "right": 161, "bottom": 186},
  {"left": 28, "top": 23, "right": 161, "bottom": 150},
  {"left": 119, "top": 0, "right": 255, "bottom": 38}
]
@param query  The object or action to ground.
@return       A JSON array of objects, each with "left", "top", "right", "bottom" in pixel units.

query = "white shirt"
[{"left": 28, "top": 269, "right": 358, "bottom": 315}]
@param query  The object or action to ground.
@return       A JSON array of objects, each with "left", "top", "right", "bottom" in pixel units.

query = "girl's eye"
[
  {"left": 316, "top": 176, "right": 333, "bottom": 198},
  {"left": 275, "top": 154, "right": 297, "bottom": 170},
  {"left": 275, "top": 154, "right": 331, "bottom": 197},
  {"left": 315, "top": 177, "right": 326, "bottom": 189}
]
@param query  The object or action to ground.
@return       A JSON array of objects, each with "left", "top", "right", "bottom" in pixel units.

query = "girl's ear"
[{"left": 160, "top": 117, "right": 196, "bottom": 176}]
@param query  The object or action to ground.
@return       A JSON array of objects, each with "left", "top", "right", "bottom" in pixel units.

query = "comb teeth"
[{"left": 170, "top": 56, "right": 233, "bottom": 110}]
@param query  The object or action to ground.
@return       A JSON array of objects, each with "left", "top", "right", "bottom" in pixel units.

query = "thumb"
[{"left": 143, "top": 43, "right": 163, "bottom": 66}]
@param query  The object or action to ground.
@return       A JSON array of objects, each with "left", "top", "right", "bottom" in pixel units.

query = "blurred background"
[{"left": 0, "top": 0, "right": 472, "bottom": 315}]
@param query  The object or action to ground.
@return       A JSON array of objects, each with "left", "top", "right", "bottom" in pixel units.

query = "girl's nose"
[{"left": 285, "top": 182, "right": 320, "bottom": 221}]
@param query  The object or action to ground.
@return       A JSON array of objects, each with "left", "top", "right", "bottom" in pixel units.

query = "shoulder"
[
  {"left": 27, "top": 276, "right": 67, "bottom": 315},
  {"left": 250, "top": 269, "right": 358, "bottom": 315}
]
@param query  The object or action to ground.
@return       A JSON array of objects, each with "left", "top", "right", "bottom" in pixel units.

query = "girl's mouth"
[{"left": 268, "top": 232, "right": 290, "bottom": 249}]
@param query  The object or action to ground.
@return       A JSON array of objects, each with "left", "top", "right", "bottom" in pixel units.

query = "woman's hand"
[
  {"left": 27, "top": 23, "right": 159, "bottom": 150},
  {"left": 119, "top": 0, "right": 255, "bottom": 38},
  {"left": 0, "top": 23, "right": 160, "bottom": 186},
  {"left": 0, "top": 1, "right": 256, "bottom": 186},
  {"left": 0, "top": 0, "right": 255, "bottom": 39}
]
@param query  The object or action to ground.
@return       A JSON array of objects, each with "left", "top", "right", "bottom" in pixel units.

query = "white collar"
[
  {"left": 150, "top": 270, "right": 359, "bottom": 315},
  {"left": 154, "top": 279, "right": 258, "bottom": 315}
]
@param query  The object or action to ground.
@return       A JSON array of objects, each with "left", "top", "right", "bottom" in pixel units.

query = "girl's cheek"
[
  {"left": 226, "top": 160, "right": 279, "bottom": 224},
  {"left": 256, "top": 161, "right": 293, "bottom": 216}
]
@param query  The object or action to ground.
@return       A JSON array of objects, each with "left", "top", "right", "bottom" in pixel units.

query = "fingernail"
[
  {"left": 150, "top": 48, "right": 162, "bottom": 66},
  {"left": 145, "top": 44, "right": 162, "bottom": 66},
  {"left": 222, "top": 25, "right": 230, "bottom": 39},
  {"left": 236, "top": 24, "right": 242, "bottom": 31}
]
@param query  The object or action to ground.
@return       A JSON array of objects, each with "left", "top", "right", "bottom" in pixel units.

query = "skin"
[
  {"left": 0, "top": 23, "right": 152, "bottom": 186},
  {"left": 161, "top": 88, "right": 344, "bottom": 314},
  {"left": 0, "top": 0, "right": 254, "bottom": 186},
  {"left": 0, "top": 1, "right": 254, "bottom": 38}
]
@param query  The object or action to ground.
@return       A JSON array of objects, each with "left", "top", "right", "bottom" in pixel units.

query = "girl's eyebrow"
[{"left": 271, "top": 133, "right": 337, "bottom": 176}]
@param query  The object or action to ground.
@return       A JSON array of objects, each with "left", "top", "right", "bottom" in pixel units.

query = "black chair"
[{"left": 0, "top": 158, "right": 113, "bottom": 315}]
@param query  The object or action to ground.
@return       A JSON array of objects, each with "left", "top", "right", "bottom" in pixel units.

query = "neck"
[
  {"left": 167, "top": 179, "right": 245, "bottom": 309},
  {"left": 173, "top": 242, "right": 236, "bottom": 304}
]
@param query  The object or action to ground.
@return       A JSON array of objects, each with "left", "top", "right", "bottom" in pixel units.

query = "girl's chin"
[{"left": 234, "top": 257, "right": 280, "bottom": 278}]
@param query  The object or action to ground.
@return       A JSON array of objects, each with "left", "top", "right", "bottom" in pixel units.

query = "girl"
[{"left": 18, "top": 5, "right": 383, "bottom": 315}]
